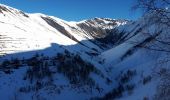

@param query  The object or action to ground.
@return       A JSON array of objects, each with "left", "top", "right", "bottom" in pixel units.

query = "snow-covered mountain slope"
[
  {"left": 0, "top": 4, "right": 170, "bottom": 100},
  {"left": 0, "top": 4, "right": 128, "bottom": 100},
  {"left": 0, "top": 4, "right": 127, "bottom": 56},
  {"left": 97, "top": 10, "right": 170, "bottom": 100}
]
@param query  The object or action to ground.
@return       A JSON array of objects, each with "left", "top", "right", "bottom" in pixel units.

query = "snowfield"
[{"left": 0, "top": 4, "right": 170, "bottom": 100}]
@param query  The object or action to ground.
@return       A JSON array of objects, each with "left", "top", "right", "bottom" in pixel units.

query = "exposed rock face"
[
  {"left": 0, "top": 4, "right": 128, "bottom": 55},
  {"left": 77, "top": 18, "right": 127, "bottom": 38}
]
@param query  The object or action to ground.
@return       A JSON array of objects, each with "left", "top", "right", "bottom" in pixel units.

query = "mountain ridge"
[
  {"left": 0, "top": 3, "right": 128, "bottom": 55},
  {"left": 0, "top": 3, "right": 169, "bottom": 100}
]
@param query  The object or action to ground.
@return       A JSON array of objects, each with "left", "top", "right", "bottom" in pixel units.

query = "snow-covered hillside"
[
  {"left": 0, "top": 4, "right": 127, "bottom": 56},
  {"left": 0, "top": 4, "right": 169, "bottom": 100}
]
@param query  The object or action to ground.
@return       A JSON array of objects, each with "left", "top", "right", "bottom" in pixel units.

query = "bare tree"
[
  {"left": 154, "top": 68, "right": 170, "bottom": 100},
  {"left": 133, "top": 1, "right": 170, "bottom": 99},
  {"left": 132, "top": 0, "right": 170, "bottom": 53},
  {"left": 133, "top": 0, "right": 170, "bottom": 26}
]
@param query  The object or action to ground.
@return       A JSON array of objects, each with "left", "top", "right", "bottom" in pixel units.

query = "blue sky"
[{"left": 0, "top": 0, "right": 142, "bottom": 21}]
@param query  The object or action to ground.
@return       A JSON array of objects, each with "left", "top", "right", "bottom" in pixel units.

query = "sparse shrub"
[
  {"left": 0, "top": 59, "right": 14, "bottom": 74},
  {"left": 98, "top": 59, "right": 105, "bottom": 64},
  {"left": 120, "top": 69, "right": 136, "bottom": 84},
  {"left": 143, "top": 96, "right": 149, "bottom": 100},
  {"left": 57, "top": 52, "right": 101, "bottom": 87},
  {"left": 96, "top": 84, "right": 124, "bottom": 100},
  {"left": 57, "top": 53, "right": 97, "bottom": 86},
  {"left": 19, "top": 86, "right": 32, "bottom": 93},
  {"left": 94, "top": 69, "right": 137, "bottom": 100},
  {"left": 11, "top": 58, "right": 21, "bottom": 69},
  {"left": 154, "top": 68, "right": 170, "bottom": 100},
  {"left": 24, "top": 54, "right": 53, "bottom": 84},
  {"left": 0, "top": 59, "right": 10, "bottom": 68},
  {"left": 125, "top": 84, "right": 135, "bottom": 95},
  {"left": 3, "top": 69, "right": 13, "bottom": 74},
  {"left": 143, "top": 75, "right": 152, "bottom": 85},
  {"left": 106, "top": 78, "right": 112, "bottom": 85},
  {"left": 25, "top": 63, "right": 53, "bottom": 83},
  {"left": 22, "top": 51, "right": 101, "bottom": 91}
]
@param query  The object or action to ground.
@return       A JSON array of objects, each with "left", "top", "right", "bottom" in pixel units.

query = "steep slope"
[
  {"left": 0, "top": 4, "right": 128, "bottom": 100},
  {"left": 0, "top": 4, "right": 127, "bottom": 56},
  {"left": 0, "top": 4, "right": 169, "bottom": 100},
  {"left": 97, "top": 11, "right": 170, "bottom": 100}
]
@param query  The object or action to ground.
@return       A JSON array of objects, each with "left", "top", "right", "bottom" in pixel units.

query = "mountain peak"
[
  {"left": 0, "top": 4, "right": 17, "bottom": 12},
  {"left": 0, "top": 4, "right": 10, "bottom": 13},
  {"left": 0, "top": 3, "right": 29, "bottom": 18},
  {"left": 75, "top": 17, "right": 128, "bottom": 31}
]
